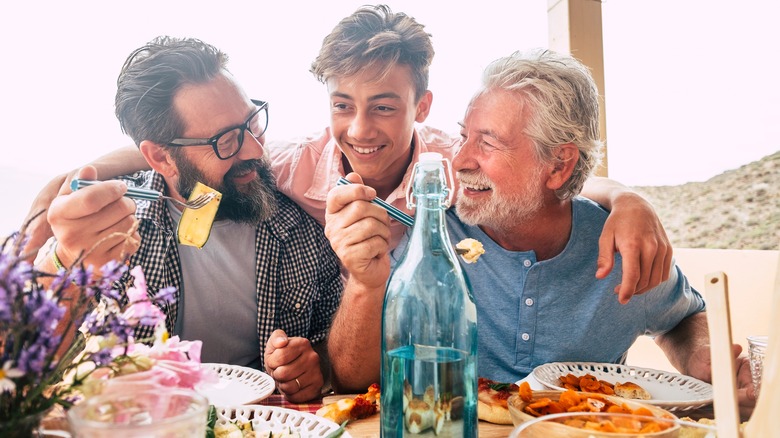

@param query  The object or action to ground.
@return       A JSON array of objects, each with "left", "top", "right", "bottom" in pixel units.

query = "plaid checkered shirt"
[{"left": 114, "top": 171, "right": 343, "bottom": 372}]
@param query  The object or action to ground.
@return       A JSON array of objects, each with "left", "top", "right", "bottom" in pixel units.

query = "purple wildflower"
[
  {"left": 69, "top": 265, "right": 94, "bottom": 288},
  {"left": 17, "top": 344, "right": 47, "bottom": 374},
  {"left": 154, "top": 287, "right": 177, "bottom": 305},
  {"left": 100, "top": 260, "right": 128, "bottom": 284},
  {"left": 27, "top": 291, "right": 65, "bottom": 332},
  {"left": 0, "top": 288, "right": 11, "bottom": 323},
  {"left": 89, "top": 348, "right": 114, "bottom": 367}
]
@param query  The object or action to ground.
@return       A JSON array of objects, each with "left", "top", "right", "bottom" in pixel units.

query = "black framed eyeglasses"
[{"left": 167, "top": 99, "right": 269, "bottom": 160}]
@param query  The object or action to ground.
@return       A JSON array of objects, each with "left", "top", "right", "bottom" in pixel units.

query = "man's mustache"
[{"left": 225, "top": 159, "right": 261, "bottom": 179}]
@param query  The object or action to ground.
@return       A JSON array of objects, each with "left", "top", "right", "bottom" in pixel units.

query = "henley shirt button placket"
[
  {"left": 521, "top": 333, "right": 530, "bottom": 341},
  {"left": 523, "top": 259, "right": 532, "bottom": 268},
  {"left": 525, "top": 298, "right": 534, "bottom": 306}
]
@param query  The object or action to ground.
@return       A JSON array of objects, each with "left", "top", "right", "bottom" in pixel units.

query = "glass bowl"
[
  {"left": 509, "top": 412, "right": 718, "bottom": 437},
  {"left": 67, "top": 387, "right": 208, "bottom": 438}
]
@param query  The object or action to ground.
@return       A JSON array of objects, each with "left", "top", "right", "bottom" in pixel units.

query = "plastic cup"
[
  {"left": 747, "top": 335, "right": 768, "bottom": 398},
  {"left": 67, "top": 387, "right": 207, "bottom": 437}
]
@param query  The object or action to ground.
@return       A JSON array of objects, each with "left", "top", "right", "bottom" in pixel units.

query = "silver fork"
[
  {"left": 336, "top": 177, "right": 468, "bottom": 254},
  {"left": 71, "top": 179, "right": 217, "bottom": 210}
]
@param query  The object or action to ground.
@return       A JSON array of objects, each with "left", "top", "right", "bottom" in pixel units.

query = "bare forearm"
[
  {"left": 655, "top": 312, "right": 710, "bottom": 376},
  {"left": 581, "top": 176, "right": 633, "bottom": 210},
  {"left": 328, "top": 279, "right": 384, "bottom": 393},
  {"left": 90, "top": 145, "right": 150, "bottom": 179}
]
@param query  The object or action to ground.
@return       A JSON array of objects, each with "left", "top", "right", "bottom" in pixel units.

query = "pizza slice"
[
  {"left": 477, "top": 377, "right": 519, "bottom": 424},
  {"left": 316, "top": 383, "right": 380, "bottom": 424}
]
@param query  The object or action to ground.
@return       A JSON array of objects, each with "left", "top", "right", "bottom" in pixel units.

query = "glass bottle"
[{"left": 380, "top": 152, "right": 478, "bottom": 437}]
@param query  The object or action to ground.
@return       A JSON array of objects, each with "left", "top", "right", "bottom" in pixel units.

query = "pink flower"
[
  {"left": 122, "top": 266, "right": 165, "bottom": 326},
  {"left": 125, "top": 336, "right": 218, "bottom": 389}
]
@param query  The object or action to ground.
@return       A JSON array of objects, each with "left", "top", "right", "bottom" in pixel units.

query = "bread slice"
[{"left": 614, "top": 381, "right": 652, "bottom": 400}]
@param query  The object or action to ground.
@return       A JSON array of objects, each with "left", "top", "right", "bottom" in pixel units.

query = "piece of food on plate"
[
  {"left": 456, "top": 238, "right": 485, "bottom": 263},
  {"left": 177, "top": 181, "right": 222, "bottom": 248},
  {"left": 316, "top": 383, "right": 380, "bottom": 424},
  {"left": 614, "top": 381, "right": 652, "bottom": 400},
  {"left": 477, "top": 377, "right": 519, "bottom": 425},
  {"left": 508, "top": 385, "right": 677, "bottom": 435},
  {"left": 214, "top": 420, "right": 301, "bottom": 438},
  {"left": 557, "top": 373, "right": 652, "bottom": 400},
  {"left": 678, "top": 417, "right": 748, "bottom": 438},
  {"left": 509, "top": 384, "right": 675, "bottom": 425}
]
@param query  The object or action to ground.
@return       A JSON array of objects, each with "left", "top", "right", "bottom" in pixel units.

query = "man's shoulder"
[
  {"left": 117, "top": 171, "right": 167, "bottom": 221},
  {"left": 264, "top": 191, "right": 325, "bottom": 236},
  {"left": 572, "top": 196, "right": 610, "bottom": 224},
  {"left": 117, "top": 170, "right": 163, "bottom": 190},
  {"left": 267, "top": 129, "right": 333, "bottom": 162},
  {"left": 416, "top": 125, "right": 460, "bottom": 156}
]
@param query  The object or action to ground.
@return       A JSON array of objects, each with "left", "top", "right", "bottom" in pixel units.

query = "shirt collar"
[{"left": 304, "top": 128, "right": 426, "bottom": 205}]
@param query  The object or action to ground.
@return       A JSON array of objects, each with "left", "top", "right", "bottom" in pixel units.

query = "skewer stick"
[{"left": 704, "top": 271, "right": 741, "bottom": 438}]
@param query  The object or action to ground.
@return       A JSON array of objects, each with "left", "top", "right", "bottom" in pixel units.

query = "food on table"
[
  {"left": 614, "top": 381, "right": 652, "bottom": 400},
  {"left": 517, "top": 382, "right": 661, "bottom": 418},
  {"left": 177, "top": 182, "right": 222, "bottom": 248},
  {"left": 213, "top": 420, "right": 301, "bottom": 438},
  {"left": 510, "top": 384, "right": 684, "bottom": 434},
  {"left": 547, "top": 415, "right": 671, "bottom": 434},
  {"left": 678, "top": 417, "right": 748, "bottom": 438},
  {"left": 558, "top": 373, "right": 653, "bottom": 399},
  {"left": 316, "top": 383, "right": 380, "bottom": 424},
  {"left": 477, "top": 377, "right": 519, "bottom": 424},
  {"left": 456, "top": 238, "right": 485, "bottom": 263}
]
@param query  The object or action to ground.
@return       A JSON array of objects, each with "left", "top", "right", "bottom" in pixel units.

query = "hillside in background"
[{"left": 633, "top": 151, "right": 780, "bottom": 250}]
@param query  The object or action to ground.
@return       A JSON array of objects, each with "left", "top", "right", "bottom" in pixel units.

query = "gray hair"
[{"left": 481, "top": 48, "right": 604, "bottom": 200}]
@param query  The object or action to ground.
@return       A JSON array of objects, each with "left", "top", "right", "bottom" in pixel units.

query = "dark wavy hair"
[{"left": 115, "top": 36, "right": 229, "bottom": 146}]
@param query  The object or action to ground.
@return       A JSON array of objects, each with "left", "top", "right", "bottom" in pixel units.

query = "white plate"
[
  {"left": 532, "top": 362, "right": 713, "bottom": 413},
  {"left": 215, "top": 405, "right": 351, "bottom": 437},
  {"left": 197, "top": 363, "right": 275, "bottom": 406}
]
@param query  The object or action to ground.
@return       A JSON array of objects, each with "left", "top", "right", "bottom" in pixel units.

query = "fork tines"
[
  {"left": 186, "top": 192, "right": 216, "bottom": 208},
  {"left": 336, "top": 177, "right": 415, "bottom": 227}
]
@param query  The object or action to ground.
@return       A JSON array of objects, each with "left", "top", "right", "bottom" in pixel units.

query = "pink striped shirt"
[{"left": 269, "top": 126, "right": 459, "bottom": 249}]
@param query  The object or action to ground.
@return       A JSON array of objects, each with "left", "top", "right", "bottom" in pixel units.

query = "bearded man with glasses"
[{"left": 39, "top": 36, "right": 343, "bottom": 403}]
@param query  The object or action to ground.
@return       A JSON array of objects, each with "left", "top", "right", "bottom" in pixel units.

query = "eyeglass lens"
[{"left": 215, "top": 106, "right": 268, "bottom": 159}]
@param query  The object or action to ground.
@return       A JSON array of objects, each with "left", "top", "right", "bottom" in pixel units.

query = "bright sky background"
[{"left": 1, "top": 1, "right": 778, "bottom": 236}]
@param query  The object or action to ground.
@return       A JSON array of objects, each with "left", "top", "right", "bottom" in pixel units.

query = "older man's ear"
[
  {"left": 545, "top": 143, "right": 579, "bottom": 191},
  {"left": 139, "top": 140, "right": 178, "bottom": 178}
]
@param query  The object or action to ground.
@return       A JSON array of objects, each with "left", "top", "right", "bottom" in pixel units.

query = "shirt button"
[
  {"left": 523, "top": 259, "right": 532, "bottom": 267},
  {"left": 521, "top": 333, "right": 530, "bottom": 341},
  {"left": 525, "top": 298, "right": 534, "bottom": 306},
  {"left": 295, "top": 303, "right": 301, "bottom": 309}
]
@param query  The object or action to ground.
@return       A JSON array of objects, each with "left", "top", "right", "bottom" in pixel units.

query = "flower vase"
[{"left": 0, "top": 410, "right": 47, "bottom": 438}]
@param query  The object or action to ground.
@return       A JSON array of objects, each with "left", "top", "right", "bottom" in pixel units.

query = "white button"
[
  {"left": 523, "top": 260, "right": 532, "bottom": 267},
  {"left": 525, "top": 298, "right": 534, "bottom": 306},
  {"left": 295, "top": 303, "right": 301, "bottom": 309},
  {"left": 521, "top": 333, "right": 530, "bottom": 341}
]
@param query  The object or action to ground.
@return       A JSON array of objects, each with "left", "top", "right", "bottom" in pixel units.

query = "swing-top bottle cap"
[{"left": 418, "top": 152, "right": 443, "bottom": 163}]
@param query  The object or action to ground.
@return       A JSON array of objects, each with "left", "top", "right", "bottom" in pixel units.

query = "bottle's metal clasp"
[{"left": 405, "top": 156, "right": 455, "bottom": 210}]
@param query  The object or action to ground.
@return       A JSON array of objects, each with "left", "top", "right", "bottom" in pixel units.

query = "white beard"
[{"left": 456, "top": 167, "right": 545, "bottom": 229}]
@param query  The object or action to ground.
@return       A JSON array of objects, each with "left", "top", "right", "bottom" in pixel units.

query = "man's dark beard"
[{"left": 172, "top": 155, "right": 278, "bottom": 224}]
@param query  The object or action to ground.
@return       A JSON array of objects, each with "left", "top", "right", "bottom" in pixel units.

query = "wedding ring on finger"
[{"left": 295, "top": 378, "right": 302, "bottom": 392}]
